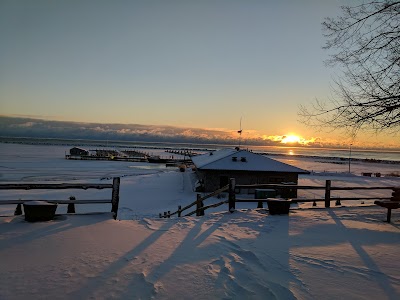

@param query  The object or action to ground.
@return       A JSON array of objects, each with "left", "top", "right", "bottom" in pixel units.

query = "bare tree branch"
[{"left": 300, "top": 1, "right": 400, "bottom": 136}]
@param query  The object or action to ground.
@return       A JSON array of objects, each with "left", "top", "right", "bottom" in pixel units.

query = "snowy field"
[
  {"left": 0, "top": 143, "right": 399, "bottom": 217},
  {"left": 0, "top": 143, "right": 399, "bottom": 299}
]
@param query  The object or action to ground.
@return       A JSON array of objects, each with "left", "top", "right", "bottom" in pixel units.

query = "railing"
[
  {"left": 236, "top": 180, "right": 395, "bottom": 208},
  {"left": 0, "top": 177, "right": 120, "bottom": 220},
  {"left": 159, "top": 182, "right": 233, "bottom": 218},
  {"left": 160, "top": 179, "right": 398, "bottom": 218}
]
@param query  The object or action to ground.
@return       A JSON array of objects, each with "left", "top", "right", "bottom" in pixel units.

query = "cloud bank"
[{"left": 0, "top": 116, "right": 330, "bottom": 148}]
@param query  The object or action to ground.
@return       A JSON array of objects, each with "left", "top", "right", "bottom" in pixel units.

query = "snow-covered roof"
[{"left": 192, "top": 148, "right": 309, "bottom": 173}]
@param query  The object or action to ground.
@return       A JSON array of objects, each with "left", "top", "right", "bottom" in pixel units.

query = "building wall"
[
  {"left": 70, "top": 147, "right": 89, "bottom": 156},
  {"left": 196, "top": 170, "right": 299, "bottom": 197}
]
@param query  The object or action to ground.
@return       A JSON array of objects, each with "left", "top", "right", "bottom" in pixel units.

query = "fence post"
[
  {"left": 196, "top": 194, "right": 204, "bottom": 216},
  {"left": 387, "top": 209, "right": 392, "bottom": 223},
  {"left": 228, "top": 178, "right": 236, "bottom": 213},
  {"left": 67, "top": 196, "right": 76, "bottom": 213},
  {"left": 325, "top": 180, "right": 331, "bottom": 208},
  {"left": 159, "top": 213, "right": 162, "bottom": 218},
  {"left": 178, "top": 205, "right": 182, "bottom": 217},
  {"left": 168, "top": 211, "right": 171, "bottom": 218},
  {"left": 111, "top": 177, "right": 120, "bottom": 220},
  {"left": 14, "top": 203, "right": 22, "bottom": 215},
  {"left": 392, "top": 188, "right": 400, "bottom": 200}
]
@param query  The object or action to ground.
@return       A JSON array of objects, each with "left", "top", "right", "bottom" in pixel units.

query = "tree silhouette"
[{"left": 299, "top": 1, "right": 400, "bottom": 136}]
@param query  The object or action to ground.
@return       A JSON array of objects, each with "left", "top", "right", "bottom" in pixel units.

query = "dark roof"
[{"left": 70, "top": 147, "right": 88, "bottom": 151}]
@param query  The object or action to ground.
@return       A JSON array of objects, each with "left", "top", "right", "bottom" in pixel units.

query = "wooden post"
[
  {"left": 164, "top": 212, "right": 167, "bottom": 218},
  {"left": 325, "top": 180, "right": 331, "bottom": 208},
  {"left": 196, "top": 194, "right": 202, "bottom": 216},
  {"left": 167, "top": 211, "right": 171, "bottom": 218},
  {"left": 111, "top": 177, "right": 120, "bottom": 220},
  {"left": 387, "top": 209, "right": 392, "bottom": 223},
  {"left": 67, "top": 196, "right": 76, "bottom": 213},
  {"left": 200, "top": 200, "right": 205, "bottom": 216},
  {"left": 159, "top": 213, "right": 162, "bottom": 218},
  {"left": 14, "top": 204, "right": 22, "bottom": 215},
  {"left": 178, "top": 205, "right": 182, "bottom": 217},
  {"left": 392, "top": 188, "right": 400, "bottom": 200},
  {"left": 228, "top": 178, "right": 236, "bottom": 213},
  {"left": 257, "top": 201, "right": 263, "bottom": 208}
]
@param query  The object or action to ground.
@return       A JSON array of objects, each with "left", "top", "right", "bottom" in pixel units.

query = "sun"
[{"left": 281, "top": 135, "right": 301, "bottom": 144}]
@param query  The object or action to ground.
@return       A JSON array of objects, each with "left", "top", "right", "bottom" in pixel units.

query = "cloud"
[
  {"left": 5, "top": 114, "right": 59, "bottom": 119},
  {"left": 1, "top": 116, "right": 395, "bottom": 149},
  {"left": 0, "top": 116, "right": 243, "bottom": 144},
  {"left": 11, "top": 121, "right": 37, "bottom": 128},
  {"left": 260, "top": 134, "right": 322, "bottom": 147}
]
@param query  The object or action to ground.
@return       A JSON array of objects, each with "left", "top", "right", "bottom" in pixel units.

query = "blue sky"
[{"left": 1, "top": 0, "right": 396, "bottom": 148}]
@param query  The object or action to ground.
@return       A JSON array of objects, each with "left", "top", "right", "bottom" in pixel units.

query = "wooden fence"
[
  {"left": 0, "top": 177, "right": 120, "bottom": 220},
  {"left": 159, "top": 181, "right": 231, "bottom": 218},
  {"left": 160, "top": 179, "right": 398, "bottom": 218}
]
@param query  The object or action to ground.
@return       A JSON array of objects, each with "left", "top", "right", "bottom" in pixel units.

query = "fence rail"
[
  {"left": 235, "top": 183, "right": 395, "bottom": 191},
  {"left": 159, "top": 184, "right": 230, "bottom": 218},
  {"left": 0, "top": 199, "right": 113, "bottom": 205},
  {"left": 160, "top": 179, "right": 398, "bottom": 218},
  {"left": 0, "top": 183, "right": 113, "bottom": 190},
  {"left": 0, "top": 177, "right": 120, "bottom": 220}
]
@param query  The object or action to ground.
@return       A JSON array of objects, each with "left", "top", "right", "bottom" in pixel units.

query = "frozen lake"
[
  {"left": 0, "top": 143, "right": 399, "bottom": 218},
  {"left": 1, "top": 144, "right": 399, "bottom": 300}
]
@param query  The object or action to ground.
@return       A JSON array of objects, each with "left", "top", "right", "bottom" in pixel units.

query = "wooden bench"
[{"left": 375, "top": 188, "right": 400, "bottom": 222}]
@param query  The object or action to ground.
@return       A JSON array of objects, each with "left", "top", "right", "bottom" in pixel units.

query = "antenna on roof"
[{"left": 237, "top": 117, "right": 243, "bottom": 149}]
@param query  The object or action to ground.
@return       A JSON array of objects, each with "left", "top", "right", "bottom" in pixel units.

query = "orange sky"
[{"left": 1, "top": 1, "right": 397, "bottom": 149}]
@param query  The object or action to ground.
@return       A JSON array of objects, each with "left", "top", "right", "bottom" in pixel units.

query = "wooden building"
[
  {"left": 69, "top": 147, "right": 89, "bottom": 156},
  {"left": 191, "top": 149, "right": 309, "bottom": 197}
]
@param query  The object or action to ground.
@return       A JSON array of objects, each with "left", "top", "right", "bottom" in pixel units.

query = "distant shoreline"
[
  {"left": 1, "top": 136, "right": 399, "bottom": 164},
  {"left": 259, "top": 151, "right": 400, "bottom": 165}
]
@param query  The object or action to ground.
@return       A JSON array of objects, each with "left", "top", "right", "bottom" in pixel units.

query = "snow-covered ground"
[
  {"left": 1, "top": 207, "right": 399, "bottom": 299},
  {"left": 0, "top": 143, "right": 399, "bottom": 299},
  {"left": 1, "top": 143, "right": 399, "bottom": 217}
]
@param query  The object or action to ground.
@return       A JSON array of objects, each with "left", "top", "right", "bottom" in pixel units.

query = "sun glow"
[
  {"left": 281, "top": 135, "right": 301, "bottom": 144},
  {"left": 260, "top": 133, "right": 323, "bottom": 146}
]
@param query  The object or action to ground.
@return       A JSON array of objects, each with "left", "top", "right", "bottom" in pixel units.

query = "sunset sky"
[{"left": 0, "top": 0, "right": 398, "bottom": 149}]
